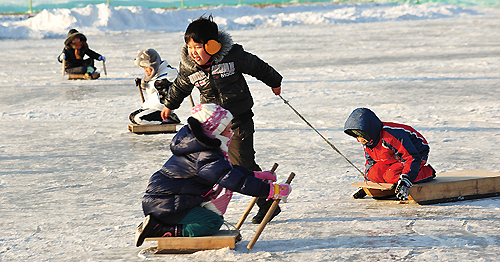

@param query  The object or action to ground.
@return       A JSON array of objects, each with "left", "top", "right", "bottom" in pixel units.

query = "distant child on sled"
[
  {"left": 135, "top": 104, "right": 291, "bottom": 247},
  {"left": 57, "top": 29, "right": 105, "bottom": 79},
  {"left": 129, "top": 48, "right": 180, "bottom": 125},
  {"left": 160, "top": 15, "right": 284, "bottom": 224},
  {"left": 344, "top": 108, "right": 436, "bottom": 200}
]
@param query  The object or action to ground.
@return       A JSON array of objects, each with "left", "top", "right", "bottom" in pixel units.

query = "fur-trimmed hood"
[
  {"left": 64, "top": 32, "right": 87, "bottom": 47},
  {"left": 179, "top": 30, "right": 234, "bottom": 71}
]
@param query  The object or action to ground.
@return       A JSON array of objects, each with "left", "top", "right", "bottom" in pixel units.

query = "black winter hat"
[{"left": 67, "top": 29, "right": 79, "bottom": 37}]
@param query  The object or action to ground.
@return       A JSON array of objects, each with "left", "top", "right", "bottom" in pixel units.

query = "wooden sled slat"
[
  {"left": 409, "top": 170, "right": 500, "bottom": 204},
  {"left": 351, "top": 170, "right": 500, "bottom": 204},
  {"left": 145, "top": 230, "right": 240, "bottom": 254},
  {"left": 351, "top": 181, "right": 394, "bottom": 198},
  {"left": 351, "top": 181, "right": 393, "bottom": 190},
  {"left": 67, "top": 72, "right": 100, "bottom": 80},
  {"left": 128, "top": 123, "right": 180, "bottom": 134}
]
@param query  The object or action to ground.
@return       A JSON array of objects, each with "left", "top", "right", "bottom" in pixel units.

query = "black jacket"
[
  {"left": 58, "top": 32, "right": 101, "bottom": 69},
  {"left": 165, "top": 31, "right": 282, "bottom": 126},
  {"left": 142, "top": 117, "right": 271, "bottom": 225}
]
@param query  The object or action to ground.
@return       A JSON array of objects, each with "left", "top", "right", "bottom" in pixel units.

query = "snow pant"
[
  {"left": 65, "top": 58, "right": 95, "bottom": 74},
  {"left": 129, "top": 109, "right": 180, "bottom": 125},
  {"left": 130, "top": 108, "right": 162, "bottom": 125},
  {"left": 178, "top": 206, "right": 223, "bottom": 237},
  {"left": 367, "top": 161, "right": 435, "bottom": 184}
]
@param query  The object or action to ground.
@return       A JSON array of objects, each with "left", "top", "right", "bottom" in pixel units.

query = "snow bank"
[{"left": 0, "top": 3, "right": 479, "bottom": 39}]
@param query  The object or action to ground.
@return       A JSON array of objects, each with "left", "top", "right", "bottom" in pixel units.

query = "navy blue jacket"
[{"left": 142, "top": 117, "right": 270, "bottom": 225}]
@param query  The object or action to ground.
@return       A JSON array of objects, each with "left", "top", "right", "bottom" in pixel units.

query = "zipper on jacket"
[{"left": 207, "top": 68, "right": 223, "bottom": 105}]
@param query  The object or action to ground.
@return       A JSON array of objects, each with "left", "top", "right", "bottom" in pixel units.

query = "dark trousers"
[
  {"left": 228, "top": 118, "right": 275, "bottom": 211},
  {"left": 65, "top": 58, "right": 95, "bottom": 74},
  {"left": 228, "top": 118, "right": 261, "bottom": 172}
]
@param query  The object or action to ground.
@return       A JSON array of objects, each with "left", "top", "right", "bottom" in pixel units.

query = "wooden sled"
[
  {"left": 144, "top": 230, "right": 241, "bottom": 254},
  {"left": 66, "top": 72, "right": 100, "bottom": 80},
  {"left": 128, "top": 123, "right": 180, "bottom": 134},
  {"left": 351, "top": 169, "right": 500, "bottom": 205},
  {"left": 351, "top": 181, "right": 395, "bottom": 199}
]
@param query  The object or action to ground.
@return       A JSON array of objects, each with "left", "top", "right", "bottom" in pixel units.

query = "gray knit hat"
[{"left": 134, "top": 48, "right": 162, "bottom": 88}]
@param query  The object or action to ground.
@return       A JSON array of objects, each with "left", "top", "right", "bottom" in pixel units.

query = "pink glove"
[
  {"left": 268, "top": 183, "right": 291, "bottom": 200},
  {"left": 254, "top": 171, "right": 277, "bottom": 182}
]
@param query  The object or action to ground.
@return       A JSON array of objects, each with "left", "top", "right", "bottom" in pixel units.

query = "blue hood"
[{"left": 344, "top": 108, "right": 383, "bottom": 148}]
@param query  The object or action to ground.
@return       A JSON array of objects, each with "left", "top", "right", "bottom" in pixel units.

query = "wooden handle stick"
[
  {"left": 137, "top": 82, "right": 145, "bottom": 103},
  {"left": 235, "top": 163, "right": 279, "bottom": 230},
  {"left": 102, "top": 61, "right": 107, "bottom": 75},
  {"left": 189, "top": 94, "right": 195, "bottom": 107},
  {"left": 246, "top": 172, "right": 295, "bottom": 252},
  {"left": 62, "top": 59, "right": 66, "bottom": 76}
]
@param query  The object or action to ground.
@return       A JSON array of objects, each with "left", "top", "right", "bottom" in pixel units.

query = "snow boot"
[
  {"left": 164, "top": 112, "right": 181, "bottom": 124},
  {"left": 252, "top": 198, "right": 281, "bottom": 224},
  {"left": 352, "top": 187, "right": 367, "bottom": 199},
  {"left": 84, "top": 72, "right": 93, "bottom": 80},
  {"left": 135, "top": 215, "right": 182, "bottom": 247},
  {"left": 427, "top": 164, "right": 436, "bottom": 176}
]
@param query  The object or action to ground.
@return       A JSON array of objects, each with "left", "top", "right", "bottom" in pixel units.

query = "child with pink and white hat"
[{"left": 135, "top": 103, "right": 291, "bottom": 247}]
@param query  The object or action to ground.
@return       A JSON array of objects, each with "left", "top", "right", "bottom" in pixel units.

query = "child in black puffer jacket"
[{"left": 160, "top": 15, "right": 284, "bottom": 224}]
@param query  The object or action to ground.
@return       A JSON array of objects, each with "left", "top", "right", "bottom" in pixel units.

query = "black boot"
[
  {"left": 352, "top": 187, "right": 367, "bottom": 199},
  {"left": 164, "top": 112, "right": 181, "bottom": 124},
  {"left": 427, "top": 164, "right": 437, "bottom": 177},
  {"left": 135, "top": 215, "right": 182, "bottom": 247},
  {"left": 252, "top": 198, "right": 281, "bottom": 224}
]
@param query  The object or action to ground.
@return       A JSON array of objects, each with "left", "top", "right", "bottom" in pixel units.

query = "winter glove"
[
  {"left": 135, "top": 78, "right": 142, "bottom": 87},
  {"left": 254, "top": 171, "right": 277, "bottom": 182},
  {"left": 272, "top": 86, "right": 281, "bottom": 95},
  {"left": 392, "top": 174, "right": 413, "bottom": 200},
  {"left": 268, "top": 182, "right": 291, "bottom": 200},
  {"left": 98, "top": 56, "right": 106, "bottom": 62},
  {"left": 59, "top": 53, "right": 66, "bottom": 61}
]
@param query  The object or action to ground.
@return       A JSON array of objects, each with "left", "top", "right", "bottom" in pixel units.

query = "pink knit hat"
[{"left": 191, "top": 104, "right": 233, "bottom": 138}]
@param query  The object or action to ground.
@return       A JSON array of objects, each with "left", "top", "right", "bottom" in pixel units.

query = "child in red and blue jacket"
[{"left": 344, "top": 108, "right": 435, "bottom": 200}]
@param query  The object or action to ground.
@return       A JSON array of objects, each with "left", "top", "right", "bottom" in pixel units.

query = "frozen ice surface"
[{"left": 0, "top": 3, "right": 499, "bottom": 261}]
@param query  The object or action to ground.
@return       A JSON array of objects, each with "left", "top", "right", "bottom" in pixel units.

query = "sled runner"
[
  {"left": 143, "top": 230, "right": 240, "bottom": 254},
  {"left": 66, "top": 72, "right": 100, "bottom": 80},
  {"left": 128, "top": 123, "right": 180, "bottom": 134},
  {"left": 351, "top": 169, "right": 500, "bottom": 204}
]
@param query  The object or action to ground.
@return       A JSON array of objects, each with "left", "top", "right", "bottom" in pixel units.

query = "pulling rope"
[{"left": 278, "top": 94, "right": 378, "bottom": 184}]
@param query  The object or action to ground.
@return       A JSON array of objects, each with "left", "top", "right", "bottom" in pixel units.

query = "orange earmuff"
[{"left": 204, "top": 39, "right": 222, "bottom": 55}]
